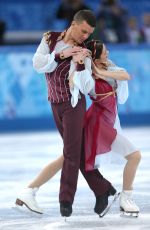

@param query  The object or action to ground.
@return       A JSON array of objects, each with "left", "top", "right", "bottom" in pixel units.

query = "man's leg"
[
  {"left": 51, "top": 96, "right": 86, "bottom": 216},
  {"left": 80, "top": 131, "right": 116, "bottom": 214}
]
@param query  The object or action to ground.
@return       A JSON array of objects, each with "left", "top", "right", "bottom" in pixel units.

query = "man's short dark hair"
[{"left": 73, "top": 10, "right": 96, "bottom": 27}]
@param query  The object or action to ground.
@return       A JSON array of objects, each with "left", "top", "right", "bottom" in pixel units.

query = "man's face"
[{"left": 71, "top": 20, "right": 94, "bottom": 44}]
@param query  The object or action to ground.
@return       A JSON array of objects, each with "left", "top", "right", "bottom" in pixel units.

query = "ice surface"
[{"left": 0, "top": 127, "right": 150, "bottom": 230}]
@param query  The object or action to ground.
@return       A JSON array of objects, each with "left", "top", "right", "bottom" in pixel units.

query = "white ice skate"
[
  {"left": 15, "top": 187, "right": 43, "bottom": 214},
  {"left": 119, "top": 190, "right": 139, "bottom": 217}
]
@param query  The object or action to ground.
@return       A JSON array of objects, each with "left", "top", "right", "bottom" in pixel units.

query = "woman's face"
[
  {"left": 94, "top": 43, "right": 109, "bottom": 67},
  {"left": 100, "top": 44, "right": 109, "bottom": 62}
]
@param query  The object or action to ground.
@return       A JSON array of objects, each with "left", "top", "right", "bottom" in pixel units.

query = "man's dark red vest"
[{"left": 44, "top": 31, "right": 71, "bottom": 103}]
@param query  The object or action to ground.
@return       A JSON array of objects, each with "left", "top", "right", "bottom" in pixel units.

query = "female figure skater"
[
  {"left": 84, "top": 40, "right": 141, "bottom": 215},
  {"left": 16, "top": 41, "right": 141, "bottom": 216}
]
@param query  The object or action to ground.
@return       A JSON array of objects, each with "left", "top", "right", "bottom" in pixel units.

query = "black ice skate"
[
  {"left": 94, "top": 185, "right": 118, "bottom": 217},
  {"left": 99, "top": 192, "right": 120, "bottom": 217},
  {"left": 60, "top": 201, "right": 72, "bottom": 218}
]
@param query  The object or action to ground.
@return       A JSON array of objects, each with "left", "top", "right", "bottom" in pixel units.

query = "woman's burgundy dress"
[{"left": 84, "top": 79, "right": 117, "bottom": 171}]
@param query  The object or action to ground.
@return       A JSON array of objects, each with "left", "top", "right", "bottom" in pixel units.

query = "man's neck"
[{"left": 63, "top": 28, "right": 77, "bottom": 46}]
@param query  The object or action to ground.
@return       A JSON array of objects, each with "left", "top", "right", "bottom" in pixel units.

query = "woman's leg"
[
  {"left": 123, "top": 151, "right": 141, "bottom": 190},
  {"left": 111, "top": 134, "right": 141, "bottom": 190},
  {"left": 28, "top": 155, "right": 64, "bottom": 188},
  {"left": 120, "top": 151, "right": 141, "bottom": 213},
  {"left": 15, "top": 155, "right": 64, "bottom": 214},
  {"left": 111, "top": 134, "right": 141, "bottom": 213}
]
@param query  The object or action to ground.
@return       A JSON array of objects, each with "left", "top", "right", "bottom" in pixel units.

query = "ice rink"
[{"left": 0, "top": 127, "right": 150, "bottom": 230}]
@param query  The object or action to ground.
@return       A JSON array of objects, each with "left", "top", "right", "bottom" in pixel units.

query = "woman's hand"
[
  {"left": 93, "top": 72, "right": 106, "bottom": 80},
  {"left": 91, "top": 61, "right": 106, "bottom": 80}
]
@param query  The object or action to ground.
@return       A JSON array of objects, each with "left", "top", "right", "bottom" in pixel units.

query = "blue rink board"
[{"left": 0, "top": 44, "right": 150, "bottom": 132}]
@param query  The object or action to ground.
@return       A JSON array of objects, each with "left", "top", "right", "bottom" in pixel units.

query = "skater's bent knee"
[
  {"left": 126, "top": 151, "right": 141, "bottom": 163},
  {"left": 134, "top": 151, "right": 141, "bottom": 163}
]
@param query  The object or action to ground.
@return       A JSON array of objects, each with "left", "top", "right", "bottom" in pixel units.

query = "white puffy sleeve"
[
  {"left": 73, "top": 57, "right": 94, "bottom": 94},
  {"left": 32, "top": 37, "right": 57, "bottom": 73},
  {"left": 69, "top": 57, "right": 95, "bottom": 107},
  {"left": 108, "top": 60, "right": 129, "bottom": 104},
  {"left": 116, "top": 80, "right": 129, "bottom": 104}
]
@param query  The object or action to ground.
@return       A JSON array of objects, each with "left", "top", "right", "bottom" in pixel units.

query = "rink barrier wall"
[
  {"left": 0, "top": 113, "right": 150, "bottom": 133},
  {"left": 0, "top": 44, "right": 150, "bottom": 132}
]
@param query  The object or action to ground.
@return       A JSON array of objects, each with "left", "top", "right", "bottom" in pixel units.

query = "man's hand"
[
  {"left": 62, "top": 46, "right": 82, "bottom": 58},
  {"left": 72, "top": 48, "right": 91, "bottom": 63}
]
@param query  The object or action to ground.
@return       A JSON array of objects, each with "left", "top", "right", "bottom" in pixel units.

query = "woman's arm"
[{"left": 92, "top": 62, "right": 131, "bottom": 81}]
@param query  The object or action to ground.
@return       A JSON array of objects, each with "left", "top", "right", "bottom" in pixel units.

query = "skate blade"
[
  {"left": 99, "top": 192, "right": 120, "bottom": 218},
  {"left": 15, "top": 198, "right": 43, "bottom": 215},
  {"left": 64, "top": 217, "right": 68, "bottom": 222},
  {"left": 12, "top": 204, "right": 43, "bottom": 218},
  {"left": 120, "top": 210, "right": 139, "bottom": 218}
]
